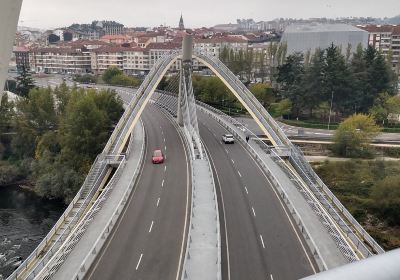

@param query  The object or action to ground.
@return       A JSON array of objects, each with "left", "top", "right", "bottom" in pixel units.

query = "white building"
[{"left": 281, "top": 23, "right": 369, "bottom": 55}]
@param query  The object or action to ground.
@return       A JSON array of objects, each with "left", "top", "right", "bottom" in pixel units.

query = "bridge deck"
[{"left": 52, "top": 119, "right": 145, "bottom": 279}]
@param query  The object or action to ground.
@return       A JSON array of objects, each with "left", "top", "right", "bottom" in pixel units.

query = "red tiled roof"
[
  {"left": 358, "top": 25, "right": 400, "bottom": 33},
  {"left": 146, "top": 42, "right": 182, "bottom": 50},
  {"left": 93, "top": 46, "right": 144, "bottom": 53},
  {"left": 100, "top": 34, "right": 130, "bottom": 40}
]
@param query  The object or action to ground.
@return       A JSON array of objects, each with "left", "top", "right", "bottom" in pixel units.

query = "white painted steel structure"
[{"left": 0, "top": 0, "right": 23, "bottom": 95}]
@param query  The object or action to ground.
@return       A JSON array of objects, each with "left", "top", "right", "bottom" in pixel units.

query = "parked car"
[
  {"left": 222, "top": 134, "right": 234, "bottom": 144},
  {"left": 152, "top": 149, "right": 164, "bottom": 164}
]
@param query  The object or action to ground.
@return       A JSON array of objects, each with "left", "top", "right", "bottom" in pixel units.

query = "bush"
[
  {"left": 370, "top": 175, "right": 400, "bottom": 226},
  {"left": 333, "top": 114, "right": 381, "bottom": 158},
  {"left": 110, "top": 74, "right": 140, "bottom": 87}
]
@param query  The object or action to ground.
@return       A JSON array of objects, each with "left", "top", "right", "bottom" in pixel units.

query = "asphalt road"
[
  {"left": 199, "top": 111, "right": 317, "bottom": 280},
  {"left": 85, "top": 105, "right": 190, "bottom": 280}
]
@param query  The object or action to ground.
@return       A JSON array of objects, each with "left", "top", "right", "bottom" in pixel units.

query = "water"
[{"left": 0, "top": 185, "right": 65, "bottom": 278}]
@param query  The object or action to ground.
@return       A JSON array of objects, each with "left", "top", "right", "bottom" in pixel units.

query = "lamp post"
[{"left": 328, "top": 90, "right": 334, "bottom": 130}]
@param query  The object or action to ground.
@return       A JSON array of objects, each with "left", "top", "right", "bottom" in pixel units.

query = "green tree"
[
  {"left": 333, "top": 114, "right": 381, "bottom": 157},
  {"left": 249, "top": 83, "right": 275, "bottom": 107},
  {"left": 371, "top": 175, "right": 400, "bottom": 226},
  {"left": 276, "top": 53, "right": 304, "bottom": 116},
  {"left": 301, "top": 49, "right": 326, "bottom": 116},
  {"left": 15, "top": 66, "right": 35, "bottom": 97},
  {"left": 102, "top": 66, "right": 123, "bottom": 84}
]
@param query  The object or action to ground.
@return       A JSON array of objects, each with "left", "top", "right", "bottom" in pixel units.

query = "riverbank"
[
  {"left": 312, "top": 159, "right": 400, "bottom": 250},
  {"left": 0, "top": 185, "right": 65, "bottom": 278}
]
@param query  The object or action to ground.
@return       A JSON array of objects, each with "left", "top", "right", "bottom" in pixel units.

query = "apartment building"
[
  {"left": 30, "top": 47, "right": 91, "bottom": 74},
  {"left": 91, "top": 46, "right": 126, "bottom": 74},
  {"left": 359, "top": 25, "right": 400, "bottom": 73},
  {"left": 194, "top": 36, "right": 248, "bottom": 57},
  {"left": 148, "top": 42, "right": 181, "bottom": 71}
]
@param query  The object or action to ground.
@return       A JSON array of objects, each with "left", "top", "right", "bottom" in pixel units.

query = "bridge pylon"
[{"left": 177, "top": 34, "right": 204, "bottom": 159}]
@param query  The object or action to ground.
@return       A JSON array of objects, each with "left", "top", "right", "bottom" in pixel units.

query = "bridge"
[{"left": 1, "top": 2, "right": 400, "bottom": 279}]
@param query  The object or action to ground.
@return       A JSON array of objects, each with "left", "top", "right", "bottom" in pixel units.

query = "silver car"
[{"left": 222, "top": 134, "right": 234, "bottom": 144}]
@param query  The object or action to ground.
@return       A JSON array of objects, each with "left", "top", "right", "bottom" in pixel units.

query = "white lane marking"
[
  {"left": 136, "top": 253, "right": 143, "bottom": 270},
  {"left": 149, "top": 221, "right": 154, "bottom": 233},
  {"left": 225, "top": 148, "right": 229, "bottom": 154},
  {"left": 244, "top": 186, "right": 249, "bottom": 194},
  {"left": 156, "top": 197, "right": 160, "bottom": 207},
  {"left": 161, "top": 179, "right": 165, "bottom": 188},
  {"left": 165, "top": 145, "right": 167, "bottom": 151},
  {"left": 163, "top": 137, "right": 166, "bottom": 142},
  {"left": 270, "top": 274, "right": 274, "bottom": 280},
  {"left": 252, "top": 207, "right": 256, "bottom": 217},
  {"left": 260, "top": 235, "right": 265, "bottom": 249},
  {"left": 231, "top": 159, "right": 235, "bottom": 164},
  {"left": 232, "top": 130, "right": 318, "bottom": 273},
  {"left": 164, "top": 165, "right": 167, "bottom": 172},
  {"left": 237, "top": 171, "right": 242, "bottom": 177}
]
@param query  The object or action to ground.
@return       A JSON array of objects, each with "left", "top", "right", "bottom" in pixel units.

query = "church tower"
[{"left": 179, "top": 14, "right": 185, "bottom": 30}]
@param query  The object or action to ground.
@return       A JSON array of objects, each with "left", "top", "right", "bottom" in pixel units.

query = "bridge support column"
[
  {"left": 178, "top": 34, "right": 203, "bottom": 159},
  {"left": 0, "top": 0, "right": 23, "bottom": 96}
]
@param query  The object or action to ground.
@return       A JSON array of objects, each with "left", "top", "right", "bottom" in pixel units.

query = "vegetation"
[
  {"left": 0, "top": 84, "right": 124, "bottom": 203},
  {"left": 74, "top": 74, "right": 97, "bottom": 84},
  {"left": 15, "top": 66, "right": 35, "bottom": 97},
  {"left": 313, "top": 160, "right": 400, "bottom": 250},
  {"left": 276, "top": 44, "right": 397, "bottom": 120},
  {"left": 333, "top": 114, "right": 381, "bottom": 158},
  {"left": 102, "top": 66, "right": 140, "bottom": 87}
]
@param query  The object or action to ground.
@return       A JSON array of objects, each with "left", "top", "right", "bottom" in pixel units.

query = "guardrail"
[
  {"left": 71, "top": 120, "right": 146, "bottom": 280},
  {"left": 191, "top": 53, "right": 383, "bottom": 257},
  {"left": 154, "top": 99, "right": 221, "bottom": 280}
]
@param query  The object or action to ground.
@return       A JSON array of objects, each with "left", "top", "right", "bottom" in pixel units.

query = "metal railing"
[
  {"left": 71, "top": 120, "right": 146, "bottom": 280},
  {"left": 36, "top": 156, "right": 128, "bottom": 280},
  {"left": 192, "top": 53, "right": 384, "bottom": 257},
  {"left": 7, "top": 155, "right": 109, "bottom": 280}
]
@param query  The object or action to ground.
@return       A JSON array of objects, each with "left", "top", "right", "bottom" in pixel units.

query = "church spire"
[{"left": 179, "top": 14, "right": 185, "bottom": 30}]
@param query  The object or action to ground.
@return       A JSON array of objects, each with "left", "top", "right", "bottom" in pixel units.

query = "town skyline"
[{"left": 19, "top": 0, "right": 400, "bottom": 29}]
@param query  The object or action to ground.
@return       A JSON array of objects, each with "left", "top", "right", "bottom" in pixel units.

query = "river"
[{"left": 0, "top": 185, "right": 65, "bottom": 279}]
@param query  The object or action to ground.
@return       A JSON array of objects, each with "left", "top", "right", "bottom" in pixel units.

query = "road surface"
[
  {"left": 199, "top": 111, "right": 317, "bottom": 280},
  {"left": 85, "top": 105, "right": 190, "bottom": 280}
]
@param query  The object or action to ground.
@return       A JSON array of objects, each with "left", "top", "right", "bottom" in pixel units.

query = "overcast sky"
[{"left": 19, "top": 0, "right": 400, "bottom": 29}]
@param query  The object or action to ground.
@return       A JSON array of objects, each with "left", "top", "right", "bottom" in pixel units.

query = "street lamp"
[{"left": 328, "top": 90, "right": 334, "bottom": 130}]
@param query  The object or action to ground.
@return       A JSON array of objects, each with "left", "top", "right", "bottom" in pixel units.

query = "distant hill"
[{"left": 387, "top": 15, "right": 400, "bottom": 24}]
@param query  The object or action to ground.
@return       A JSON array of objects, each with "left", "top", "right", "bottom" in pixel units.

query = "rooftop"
[{"left": 284, "top": 23, "right": 367, "bottom": 33}]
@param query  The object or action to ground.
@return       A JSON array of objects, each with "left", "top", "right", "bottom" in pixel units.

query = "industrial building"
[{"left": 281, "top": 23, "right": 369, "bottom": 55}]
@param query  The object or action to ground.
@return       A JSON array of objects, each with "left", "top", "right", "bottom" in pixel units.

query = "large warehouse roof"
[{"left": 284, "top": 23, "right": 366, "bottom": 33}]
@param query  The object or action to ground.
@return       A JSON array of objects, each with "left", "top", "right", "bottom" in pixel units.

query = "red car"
[{"left": 152, "top": 149, "right": 164, "bottom": 164}]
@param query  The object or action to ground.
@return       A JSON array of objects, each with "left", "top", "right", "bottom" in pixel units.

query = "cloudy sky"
[{"left": 19, "top": 0, "right": 399, "bottom": 29}]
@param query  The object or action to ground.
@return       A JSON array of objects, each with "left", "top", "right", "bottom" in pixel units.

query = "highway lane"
[
  {"left": 199, "top": 111, "right": 317, "bottom": 280},
  {"left": 86, "top": 104, "right": 189, "bottom": 280}
]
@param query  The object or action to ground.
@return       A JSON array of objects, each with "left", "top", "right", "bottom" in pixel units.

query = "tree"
[
  {"left": 301, "top": 49, "right": 326, "bottom": 116},
  {"left": 276, "top": 53, "right": 304, "bottom": 116},
  {"left": 371, "top": 175, "right": 400, "bottom": 226},
  {"left": 102, "top": 66, "right": 123, "bottom": 84},
  {"left": 15, "top": 66, "right": 35, "bottom": 97},
  {"left": 275, "top": 98, "right": 292, "bottom": 118},
  {"left": 324, "top": 44, "right": 353, "bottom": 115},
  {"left": 249, "top": 83, "right": 275, "bottom": 107},
  {"left": 333, "top": 114, "right": 381, "bottom": 158}
]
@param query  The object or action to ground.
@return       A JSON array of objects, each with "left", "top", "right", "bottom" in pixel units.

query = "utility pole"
[{"left": 328, "top": 90, "right": 334, "bottom": 130}]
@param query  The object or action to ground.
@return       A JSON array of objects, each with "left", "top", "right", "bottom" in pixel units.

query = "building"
[
  {"left": 193, "top": 36, "right": 248, "bottom": 58},
  {"left": 30, "top": 47, "right": 91, "bottom": 74},
  {"left": 358, "top": 25, "right": 400, "bottom": 73},
  {"left": 13, "top": 46, "right": 30, "bottom": 72},
  {"left": 147, "top": 42, "right": 181, "bottom": 71},
  {"left": 179, "top": 14, "right": 185, "bottom": 31},
  {"left": 281, "top": 23, "right": 369, "bottom": 55},
  {"left": 91, "top": 46, "right": 126, "bottom": 74}
]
